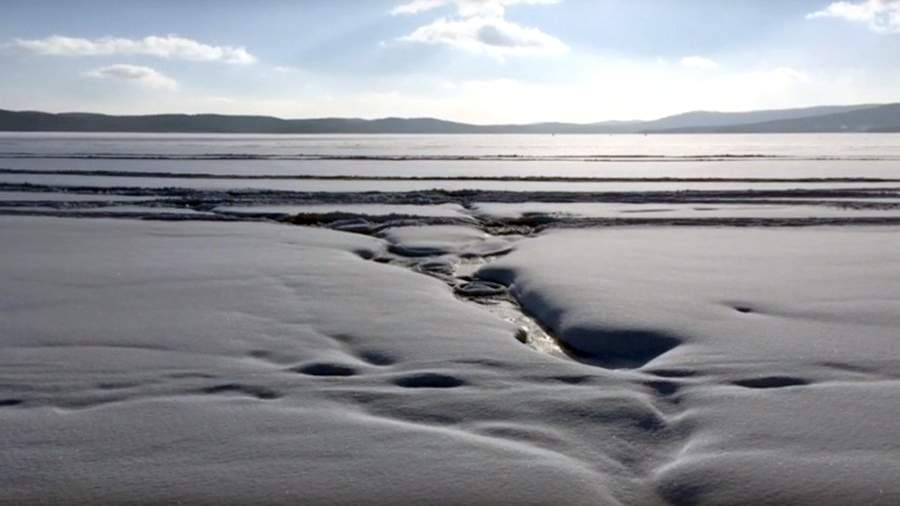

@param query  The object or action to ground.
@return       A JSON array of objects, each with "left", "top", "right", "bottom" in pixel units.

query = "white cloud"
[
  {"left": 680, "top": 55, "right": 718, "bottom": 69},
  {"left": 14, "top": 35, "right": 256, "bottom": 64},
  {"left": 392, "top": 0, "right": 560, "bottom": 17},
  {"left": 391, "top": 0, "right": 448, "bottom": 15},
  {"left": 401, "top": 16, "right": 568, "bottom": 56},
  {"left": 84, "top": 64, "right": 178, "bottom": 91},
  {"left": 766, "top": 66, "right": 810, "bottom": 83},
  {"left": 394, "top": 0, "right": 566, "bottom": 57},
  {"left": 807, "top": 0, "right": 900, "bottom": 33}
]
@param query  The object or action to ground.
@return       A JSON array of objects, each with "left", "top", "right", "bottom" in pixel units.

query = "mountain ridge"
[
  {"left": 0, "top": 103, "right": 897, "bottom": 134},
  {"left": 648, "top": 104, "right": 900, "bottom": 133}
]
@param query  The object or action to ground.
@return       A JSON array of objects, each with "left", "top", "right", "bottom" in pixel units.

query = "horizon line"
[{"left": 1, "top": 101, "right": 894, "bottom": 126}]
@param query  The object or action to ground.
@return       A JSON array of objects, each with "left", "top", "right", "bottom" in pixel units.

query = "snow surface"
[
  {"left": 479, "top": 227, "right": 900, "bottom": 504},
  {"left": 3, "top": 131, "right": 900, "bottom": 159},
  {"left": 379, "top": 225, "right": 514, "bottom": 257},
  {"left": 0, "top": 205, "right": 206, "bottom": 215},
  {"left": 6, "top": 157, "right": 900, "bottom": 179},
  {"left": 0, "top": 217, "right": 632, "bottom": 505},
  {"left": 4, "top": 132, "right": 900, "bottom": 504},
  {"left": 3, "top": 217, "right": 899, "bottom": 505},
  {"left": 0, "top": 191, "right": 160, "bottom": 202},
  {"left": 215, "top": 203, "right": 472, "bottom": 219},
  {"left": 3, "top": 172, "right": 897, "bottom": 193},
  {"left": 472, "top": 201, "right": 900, "bottom": 219}
]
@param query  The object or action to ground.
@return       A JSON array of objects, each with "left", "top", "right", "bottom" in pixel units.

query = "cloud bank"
[
  {"left": 84, "top": 64, "right": 178, "bottom": 91},
  {"left": 391, "top": 0, "right": 449, "bottom": 15},
  {"left": 807, "top": 0, "right": 900, "bottom": 33},
  {"left": 393, "top": 0, "right": 567, "bottom": 57},
  {"left": 680, "top": 56, "right": 718, "bottom": 69},
  {"left": 392, "top": 0, "right": 561, "bottom": 17},
  {"left": 14, "top": 35, "right": 256, "bottom": 64}
]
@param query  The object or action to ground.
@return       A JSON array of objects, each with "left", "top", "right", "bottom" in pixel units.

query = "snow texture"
[{"left": 3, "top": 218, "right": 899, "bottom": 505}]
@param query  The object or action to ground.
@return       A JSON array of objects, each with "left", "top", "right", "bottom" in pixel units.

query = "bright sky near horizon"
[{"left": 2, "top": 0, "right": 899, "bottom": 123}]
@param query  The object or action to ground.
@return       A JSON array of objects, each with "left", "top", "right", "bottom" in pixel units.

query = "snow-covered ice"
[
  {"left": 215, "top": 203, "right": 472, "bottom": 219},
  {"left": 2, "top": 217, "right": 898, "bottom": 505},
  {"left": 472, "top": 201, "right": 900, "bottom": 220},
  {"left": 3, "top": 133, "right": 900, "bottom": 505}
]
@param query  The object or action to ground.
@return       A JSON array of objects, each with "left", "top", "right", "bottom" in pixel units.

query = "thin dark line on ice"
[{"left": 4, "top": 168, "right": 900, "bottom": 183}]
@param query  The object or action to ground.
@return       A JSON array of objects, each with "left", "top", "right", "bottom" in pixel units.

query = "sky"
[{"left": 1, "top": 0, "right": 899, "bottom": 123}]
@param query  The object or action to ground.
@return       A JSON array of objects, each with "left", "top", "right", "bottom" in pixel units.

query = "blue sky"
[{"left": 2, "top": 0, "right": 899, "bottom": 122}]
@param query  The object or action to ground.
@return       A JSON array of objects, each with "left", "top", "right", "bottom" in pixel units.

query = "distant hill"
[
  {"left": 639, "top": 104, "right": 882, "bottom": 131},
  {"left": 0, "top": 110, "right": 650, "bottom": 134},
  {"left": 648, "top": 103, "right": 900, "bottom": 133},
  {"left": 0, "top": 103, "right": 896, "bottom": 134}
]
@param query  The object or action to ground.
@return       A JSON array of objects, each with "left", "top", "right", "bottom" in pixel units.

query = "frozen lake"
[{"left": 2, "top": 133, "right": 900, "bottom": 505}]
